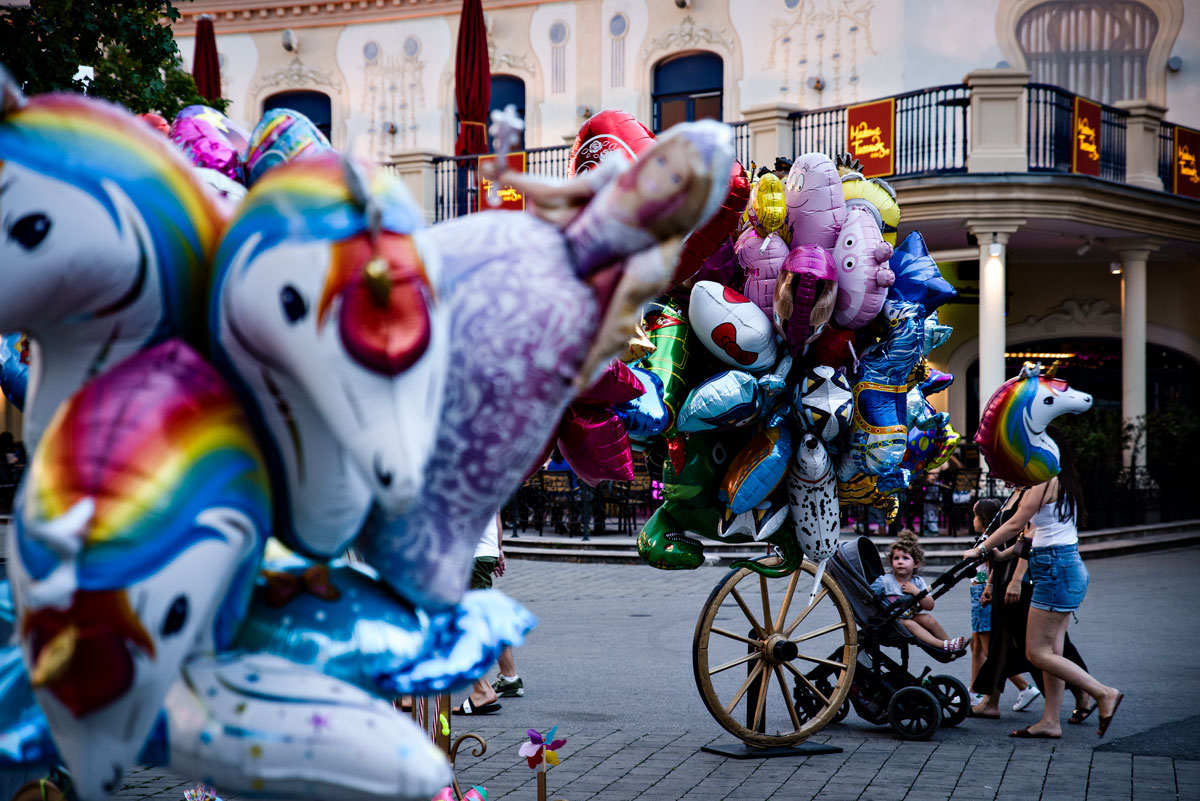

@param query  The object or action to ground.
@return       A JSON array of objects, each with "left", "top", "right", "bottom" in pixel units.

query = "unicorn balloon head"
[
  {"left": 213, "top": 154, "right": 448, "bottom": 558},
  {"left": 0, "top": 75, "right": 221, "bottom": 450},
  {"left": 6, "top": 341, "right": 271, "bottom": 801},
  {"left": 975, "top": 361, "right": 1093, "bottom": 486}
]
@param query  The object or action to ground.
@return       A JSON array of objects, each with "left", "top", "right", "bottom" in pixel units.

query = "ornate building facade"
[{"left": 172, "top": 0, "right": 1200, "bottom": 457}]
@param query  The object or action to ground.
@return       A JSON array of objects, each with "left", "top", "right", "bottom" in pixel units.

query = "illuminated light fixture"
[
  {"left": 1004, "top": 351, "right": 1077, "bottom": 359},
  {"left": 1110, "top": 261, "right": 1123, "bottom": 275},
  {"left": 988, "top": 242, "right": 1002, "bottom": 258}
]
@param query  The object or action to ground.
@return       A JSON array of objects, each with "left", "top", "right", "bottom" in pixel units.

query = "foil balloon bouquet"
[{"left": 590, "top": 142, "right": 967, "bottom": 580}]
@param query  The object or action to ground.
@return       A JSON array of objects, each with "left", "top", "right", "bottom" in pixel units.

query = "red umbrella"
[
  {"left": 192, "top": 15, "right": 221, "bottom": 103},
  {"left": 454, "top": 0, "right": 491, "bottom": 156}
]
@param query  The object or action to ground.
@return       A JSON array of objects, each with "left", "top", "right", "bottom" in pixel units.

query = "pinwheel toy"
[{"left": 520, "top": 726, "right": 567, "bottom": 801}]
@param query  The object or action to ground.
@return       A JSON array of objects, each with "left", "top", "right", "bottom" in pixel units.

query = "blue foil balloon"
[
  {"left": 616, "top": 366, "right": 669, "bottom": 439},
  {"left": 0, "top": 643, "right": 56, "bottom": 767},
  {"left": 723, "top": 426, "right": 795, "bottom": 514},
  {"left": 0, "top": 334, "right": 28, "bottom": 412},
  {"left": 887, "top": 231, "right": 957, "bottom": 313},
  {"left": 677, "top": 370, "right": 761, "bottom": 432},
  {"left": 235, "top": 561, "right": 536, "bottom": 697}
]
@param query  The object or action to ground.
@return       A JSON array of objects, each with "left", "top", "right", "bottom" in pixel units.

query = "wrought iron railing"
[
  {"left": 431, "top": 144, "right": 572, "bottom": 222},
  {"left": 729, "top": 120, "right": 751, "bottom": 170},
  {"left": 1159, "top": 119, "right": 1177, "bottom": 191},
  {"left": 788, "top": 84, "right": 971, "bottom": 177},
  {"left": 1026, "top": 83, "right": 1127, "bottom": 182}
]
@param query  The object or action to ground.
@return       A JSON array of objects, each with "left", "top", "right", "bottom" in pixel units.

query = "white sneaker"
[
  {"left": 1012, "top": 686, "right": 1042, "bottom": 711},
  {"left": 970, "top": 693, "right": 985, "bottom": 706}
]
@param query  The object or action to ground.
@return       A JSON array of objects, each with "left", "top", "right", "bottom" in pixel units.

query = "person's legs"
[
  {"left": 492, "top": 647, "right": 524, "bottom": 697},
  {"left": 497, "top": 647, "right": 516, "bottom": 677},
  {"left": 900, "top": 617, "right": 962, "bottom": 650},
  {"left": 458, "top": 558, "right": 501, "bottom": 711},
  {"left": 1009, "top": 674, "right": 1029, "bottom": 691},
  {"left": 912, "top": 612, "right": 950, "bottom": 641},
  {"left": 1024, "top": 608, "right": 1118, "bottom": 734}
]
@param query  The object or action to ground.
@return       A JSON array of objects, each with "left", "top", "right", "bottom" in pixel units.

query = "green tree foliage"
[{"left": 0, "top": 0, "right": 228, "bottom": 119}]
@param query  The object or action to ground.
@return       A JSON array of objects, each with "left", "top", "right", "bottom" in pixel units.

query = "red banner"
[
  {"left": 1172, "top": 126, "right": 1200, "bottom": 199},
  {"left": 1072, "top": 97, "right": 1102, "bottom": 177},
  {"left": 477, "top": 152, "right": 527, "bottom": 211},
  {"left": 845, "top": 98, "right": 895, "bottom": 178}
]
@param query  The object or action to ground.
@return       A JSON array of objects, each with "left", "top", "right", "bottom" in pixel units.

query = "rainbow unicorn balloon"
[
  {"left": 7, "top": 341, "right": 271, "bottom": 801},
  {"left": 0, "top": 73, "right": 223, "bottom": 451},
  {"left": 210, "top": 153, "right": 448, "bottom": 561},
  {"left": 975, "top": 362, "right": 1093, "bottom": 486}
]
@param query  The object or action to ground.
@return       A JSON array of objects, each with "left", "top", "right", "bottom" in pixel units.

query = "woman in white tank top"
[{"left": 964, "top": 425, "right": 1123, "bottom": 739}]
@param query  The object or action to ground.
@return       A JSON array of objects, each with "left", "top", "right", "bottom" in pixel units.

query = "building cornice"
[
  {"left": 172, "top": 0, "right": 542, "bottom": 35},
  {"left": 892, "top": 173, "right": 1200, "bottom": 246}
]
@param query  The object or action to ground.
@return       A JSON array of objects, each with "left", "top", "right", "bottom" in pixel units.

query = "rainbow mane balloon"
[
  {"left": 18, "top": 341, "right": 271, "bottom": 649},
  {"left": 974, "top": 362, "right": 1093, "bottom": 487},
  {"left": 0, "top": 93, "right": 223, "bottom": 346}
]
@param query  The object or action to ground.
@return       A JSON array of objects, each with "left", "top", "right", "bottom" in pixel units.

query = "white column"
[
  {"left": 1115, "top": 241, "right": 1160, "bottom": 467},
  {"left": 966, "top": 220, "right": 1024, "bottom": 431}
]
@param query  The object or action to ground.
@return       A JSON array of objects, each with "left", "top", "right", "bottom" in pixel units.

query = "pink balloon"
[
  {"left": 785, "top": 153, "right": 846, "bottom": 250},
  {"left": 576, "top": 359, "right": 644, "bottom": 406},
  {"left": 832, "top": 206, "right": 895, "bottom": 329},
  {"left": 777, "top": 244, "right": 836, "bottom": 353},
  {"left": 735, "top": 227, "right": 790, "bottom": 318},
  {"left": 558, "top": 405, "right": 634, "bottom": 485}
]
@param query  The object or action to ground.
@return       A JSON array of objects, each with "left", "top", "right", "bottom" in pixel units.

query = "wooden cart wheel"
[
  {"left": 10, "top": 778, "right": 67, "bottom": 801},
  {"left": 692, "top": 555, "right": 857, "bottom": 747}
]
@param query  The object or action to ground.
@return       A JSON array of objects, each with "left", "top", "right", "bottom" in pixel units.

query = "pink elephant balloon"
[
  {"left": 735, "top": 227, "right": 789, "bottom": 318},
  {"left": 784, "top": 153, "right": 847, "bottom": 250},
  {"left": 832, "top": 206, "right": 895, "bottom": 329}
]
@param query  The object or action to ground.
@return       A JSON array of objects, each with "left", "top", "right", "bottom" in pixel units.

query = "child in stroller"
[
  {"left": 870, "top": 530, "right": 968, "bottom": 654},
  {"left": 795, "top": 536, "right": 985, "bottom": 740}
]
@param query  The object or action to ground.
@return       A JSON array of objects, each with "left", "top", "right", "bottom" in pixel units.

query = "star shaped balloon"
[{"left": 519, "top": 726, "right": 567, "bottom": 769}]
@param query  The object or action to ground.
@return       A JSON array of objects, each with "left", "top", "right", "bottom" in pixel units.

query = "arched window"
[
  {"left": 1017, "top": 1, "right": 1159, "bottom": 104},
  {"left": 263, "top": 90, "right": 332, "bottom": 142},
  {"left": 490, "top": 75, "right": 525, "bottom": 150},
  {"left": 652, "top": 52, "right": 723, "bottom": 133}
]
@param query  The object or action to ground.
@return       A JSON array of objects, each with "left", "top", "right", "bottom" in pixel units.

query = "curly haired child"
[{"left": 870, "top": 529, "right": 967, "bottom": 653}]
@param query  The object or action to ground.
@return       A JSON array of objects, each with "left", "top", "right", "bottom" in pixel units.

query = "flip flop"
[
  {"left": 452, "top": 698, "right": 501, "bottom": 716},
  {"left": 1009, "top": 726, "right": 1060, "bottom": 739},
  {"left": 1097, "top": 692, "right": 1124, "bottom": 738},
  {"left": 1067, "top": 702, "right": 1097, "bottom": 725}
]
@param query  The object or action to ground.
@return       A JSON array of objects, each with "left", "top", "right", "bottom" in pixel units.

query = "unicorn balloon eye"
[
  {"left": 280, "top": 284, "right": 308, "bottom": 322},
  {"left": 161, "top": 596, "right": 188, "bottom": 636},
  {"left": 9, "top": 212, "right": 52, "bottom": 250}
]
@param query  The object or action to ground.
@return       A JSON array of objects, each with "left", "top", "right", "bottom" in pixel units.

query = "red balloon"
[
  {"left": 672, "top": 160, "right": 751, "bottom": 285},
  {"left": 576, "top": 360, "right": 644, "bottom": 406},
  {"left": 806, "top": 325, "right": 856, "bottom": 372},
  {"left": 567, "top": 110, "right": 655, "bottom": 177}
]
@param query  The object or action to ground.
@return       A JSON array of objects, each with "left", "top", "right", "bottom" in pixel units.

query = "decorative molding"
[
  {"left": 1022, "top": 297, "right": 1121, "bottom": 334},
  {"left": 486, "top": 14, "right": 536, "bottom": 74},
  {"left": 250, "top": 56, "right": 338, "bottom": 96},
  {"left": 173, "top": 0, "right": 535, "bottom": 35},
  {"left": 640, "top": 15, "right": 735, "bottom": 63}
]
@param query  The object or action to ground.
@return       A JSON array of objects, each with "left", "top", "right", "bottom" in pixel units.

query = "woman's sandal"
[
  {"left": 452, "top": 697, "right": 502, "bottom": 716},
  {"left": 1067, "top": 702, "right": 1097, "bottom": 725},
  {"left": 1010, "top": 726, "right": 1060, "bottom": 739},
  {"left": 1097, "top": 692, "right": 1124, "bottom": 738}
]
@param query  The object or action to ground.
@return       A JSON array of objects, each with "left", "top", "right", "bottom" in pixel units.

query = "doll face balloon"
[
  {"left": 213, "top": 156, "right": 448, "bottom": 554},
  {"left": 832, "top": 206, "right": 895, "bottom": 329},
  {"left": 8, "top": 342, "right": 270, "bottom": 801}
]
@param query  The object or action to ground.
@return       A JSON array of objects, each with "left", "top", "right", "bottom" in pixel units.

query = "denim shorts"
[
  {"left": 1029, "top": 544, "right": 1089, "bottom": 612},
  {"left": 970, "top": 583, "right": 991, "bottom": 633}
]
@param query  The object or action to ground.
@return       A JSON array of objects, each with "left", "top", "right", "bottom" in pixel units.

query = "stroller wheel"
[
  {"left": 888, "top": 686, "right": 941, "bottom": 740},
  {"left": 925, "top": 674, "right": 970, "bottom": 728},
  {"left": 832, "top": 699, "right": 851, "bottom": 723}
]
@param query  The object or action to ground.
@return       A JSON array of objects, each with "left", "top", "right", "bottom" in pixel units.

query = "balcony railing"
[
  {"left": 729, "top": 120, "right": 750, "bottom": 170},
  {"left": 432, "top": 144, "right": 571, "bottom": 222},
  {"left": 789, "top": 84, "right": 971, "bottom": 177},
  {"left": 1026, "top": 83, "right": 1126, "bottom": 182},
  {"left": 1159, "top": 119, "right": 1177, "bottom": 190}
]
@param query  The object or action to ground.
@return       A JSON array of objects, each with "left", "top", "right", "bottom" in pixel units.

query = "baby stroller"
[{"left": 793, "top": 537, "right": 985, "bottom": 740}]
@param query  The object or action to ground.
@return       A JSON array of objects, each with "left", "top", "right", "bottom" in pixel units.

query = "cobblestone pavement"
[{"left": 19, "top": 546, "right": 1200, "bottom": 801}]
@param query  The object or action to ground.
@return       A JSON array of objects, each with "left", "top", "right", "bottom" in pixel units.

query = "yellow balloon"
[
  {"left": 842, "top": 175, "right": 901, "bottom": 246},
  {"left": 752, "top": 173, "right": 789, "bottom": 238}
]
